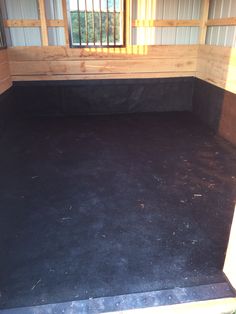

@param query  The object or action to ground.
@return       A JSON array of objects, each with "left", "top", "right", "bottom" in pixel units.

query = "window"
[
  {"left": 68, "top": 0, "right": 125, "bottom": 47},
  {"left": 0, "top": 7, "right": 6, "bottom": 48}
]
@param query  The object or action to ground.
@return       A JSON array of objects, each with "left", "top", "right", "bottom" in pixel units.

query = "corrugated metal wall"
[
  {"left": 0, "top": 0, "right": 236, "bottom": 47},
  {"left": 132, "top": 0, "right": 201, "bottom": 45},
  {"left": 0, "top": 0, "right": 65, "bottom": 46},
  {"left": 0, "top": 0, "right": 41, "bottom": 46},
  {"left": 206, "top": 0, "right": 236, "bottom": 47}
]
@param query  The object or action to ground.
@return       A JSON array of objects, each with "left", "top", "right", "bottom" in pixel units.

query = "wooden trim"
[
  {"left": 125, "top": 0, "right": 131, "bottom": 46},
  {"left": 4, "top": 19, "right": 41, "bottom": 27},
  {"left": 0, "top": 76, "right": 12, "bottom": 94},
  {"left": 47, "top": 20, "right": 64, "bottom": 27},
  {"left": 4, "top": 19, "right": 64, "bottom": 28},
  {"left": 62, "top": 0, "right": 69, "bottom": 46},
  {"left": 132, "top": 19, "right": 201, "bottom": 27},
  {"left": 207, "top": 17, "right": 236, "bottom": 26},
  {"left": 38, "top": 0, "right": 49, "bottom": 46},
  {"left": 11, "top": 72, "right": 196, "bottom": 81},
  {"left": 7, "top": 46, "right": 198, "bottom": 61},
  {"left": 224, "top": 206, "right": 236, "bottom": 289},
  {"left": 199, "top": 0, "right": 210, "bottom": 44}
]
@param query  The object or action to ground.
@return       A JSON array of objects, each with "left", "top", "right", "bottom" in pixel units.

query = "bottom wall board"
[
  {"left": 11, "top": 77, "right": 194, "bottom": 116},
  {"left": 193, "top": 78, "right": 236, "bottom": 146},
  {"left": 0, "top": 112, "right": 236, "bottom": 310}
]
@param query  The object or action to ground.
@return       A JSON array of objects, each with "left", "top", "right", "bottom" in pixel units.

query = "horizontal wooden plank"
[
  {"left": 4, "top": 19, "right": 64, "bottom": 28},
  {"left": 11, "top": 71, "right": 196, "bottom": 81},
  {"left": 132, "top": 19, "right": 200, "bottom": 27},
  {"left": 0, "top": 62, "right": 10, "bottom": 81},
  {"left": 207, "top": 17, "right": 236, "bottom": 26},
  {"left": 0, "top": 49, "right": 8, "bottom": 63},
  {"left": 7, "top": 45, "right": 198, "bottom": 61},
  {"left": 0, "top": 77, "right": 12, "bottom": 95},
  {"left": 4, "top": 19, "right": 41, "bottom": 27},
  {"left": 47, "top": 20, "right": 64, "bottom": 27},
  {"left": 9, "top": 57, "right": 197, "bottom": 76}
]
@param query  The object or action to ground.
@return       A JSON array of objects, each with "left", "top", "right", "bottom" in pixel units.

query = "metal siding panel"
[{"left": 48, "top": 27, "right": 65, "bottom": 45}]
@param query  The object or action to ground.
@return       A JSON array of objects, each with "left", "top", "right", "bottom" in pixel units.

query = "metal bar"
[
  {"left": 77, "top": 0, "right": 82, "bottom": 45},
  {"left": 92, "top": 0, "right": 95, "bottom": 45},
  {"left": 84, "top": 0, "right": 88, "bottom": 45},
  {"left": 106, "top": 0, "right": 109, "bottom": 45},
  {"left": 113, "top": 0, "right": 116, "bottom": 45},
  {"left": 99, "top": 0, "right": 102, "bottom": 45}
]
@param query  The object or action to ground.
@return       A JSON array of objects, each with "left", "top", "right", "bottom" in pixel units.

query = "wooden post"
[
  {"left": 62, "top": 0, "right": 70, "bottom": 47},
  {"left": 224, "top": 205, "right": 236, "bottom": 289},
  {"left": 38, "top": 0, "right": 48, "bottom": 46},
  {"left": 125, "top": 0, "right": 131, "bottom": 46},
  {"left": 199, "top": 0, "right": 210, "bottom": 45}
]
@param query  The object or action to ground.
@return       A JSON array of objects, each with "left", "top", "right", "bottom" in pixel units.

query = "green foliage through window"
[{"left": 69, "top": 0, "right": 124, "bottom": 47}]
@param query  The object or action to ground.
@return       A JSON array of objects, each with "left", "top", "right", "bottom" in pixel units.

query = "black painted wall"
[
  {"left": 11, "top": 77, "right": 194, "bottom": 116},
  {"left": 0, "top": 88, "right": 15, "bottom": 137},
  {"left": 1, "top": 77, "right": 234, "bottom": 135},
  {"left": 192, "top": 78, "right": 225, "bottom": 132}
]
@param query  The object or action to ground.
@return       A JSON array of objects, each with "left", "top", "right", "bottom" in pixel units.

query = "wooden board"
[
  {"left": 196, "top": 45, "right": 236, "bottom": 94},
  {"left": 224, "top": 206, "right": 236, "bottom": 289},
  {"left": 7, "top": 45, "right": 197, "bottom": 81},
  {"left": 0, "top": 50, "right": 12, "bottom": 95},
  {"left": 7, "top": 45, "right": 198, "bottom": 61},
  {"left": 132, "top": 19, "right": 200, "bottom": 27}
]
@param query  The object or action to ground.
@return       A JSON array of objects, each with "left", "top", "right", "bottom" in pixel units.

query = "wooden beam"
[
  {"left": 132, "top": 19, "right": 201, "bottom": 27},
  {"left": 224, "top": 206, "right": 236, "bottom": 289},
  {"left": 207, "top": 17, "right": 236, "bottom": 26},
  {"left": 199, "top": 0, "right": 210, "bottom": 45},
  {"left": 47, "top": 20, "right": 64, "bottom": 27},
  {"left": 4, "top": 19, "right": 64, "bottom": 28},
  {"left": 4, "top": 19, "right": 41, "bottom": 27},
  {"left": 7, "top": 46, "right": 198, "bottom": 61},
  {"left": 62, "top": 0, "right": 70, "bottom": 47},
  {"left": 38, "top": 0, "right": 48, "bottom": 46},
  {"left": 125, "top": 0, "right": 131, "bottom": 46}
]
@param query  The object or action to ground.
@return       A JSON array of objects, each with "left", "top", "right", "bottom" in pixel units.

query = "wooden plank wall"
[
  {"left": 7, "top": 45, "right": 198, "bottom": 81},
  {"left": 0, "top": 49, "right": 12, "bottom": 95},
  {"left": 196, "top": 45, "right": 236, "bottom": 146},
  {"left": 196, "top": 45, "right": 236, "bottom": 94}
]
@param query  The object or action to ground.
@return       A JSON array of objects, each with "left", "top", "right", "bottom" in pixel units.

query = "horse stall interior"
[{"left": 0, "top": 0, "right": 236, "bottom": 313}]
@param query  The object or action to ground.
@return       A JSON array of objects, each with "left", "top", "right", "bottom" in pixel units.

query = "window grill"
[
  {"left": 68, "top": 0, "right": 125, "bottom": 48},
  {"left": 0, "top": 8, "right": 6, "bottom": 48}
]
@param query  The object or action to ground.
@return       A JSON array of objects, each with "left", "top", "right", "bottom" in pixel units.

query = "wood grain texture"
[
  {"left": 132, "top": 19, "right": 200, "bottom": 27},
  {"left": 196, "top": 45, "right": 236, "bottom": 94},
  {"left": 199, "top": 0, "right": 210, "bottom": 44},
  {"left": 7, "top": 46, "right": 197, "bottom": 80},
  {"left": 7, "top": 45, "right": 198, "bottom": 60},
  {"left": 224, "top": 206, "right": 236, "bottom": 288},
  {"left": 0, "top": 50, "right": 12, "bottom": 95},
  {"left": 38, "top": 0, "right": 49, "bottom": 46},
  {"left": 207, "top": 17, "right": 236, "bottom": 26}
]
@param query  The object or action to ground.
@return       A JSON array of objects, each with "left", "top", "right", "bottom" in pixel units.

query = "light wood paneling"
[
  {"left": 207, "top": 17, "right": 236, "bottom": 26},
  {"left": 132, "top": 19, "right": 200, "bottom": 27},
  {"left": 38, "top": 0, "right": 49, "bottom": 46},
  {"left": 7, "top": 45, "right": 198, "bottom": 81},
  {"left": 196, "top": 45, "right": 236, "bottom": 94},
  {"left": 224, "top": 206, "right": 236, "bottom": 289},
  {"left": 199, "top": 0, "right": 210, "bottom": 44},
  {"left": 0, "top": 50, "right": 12, "bottom": 95},
  {"left": 4, "top": 19, "right": 65, "bottom": 28}
]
